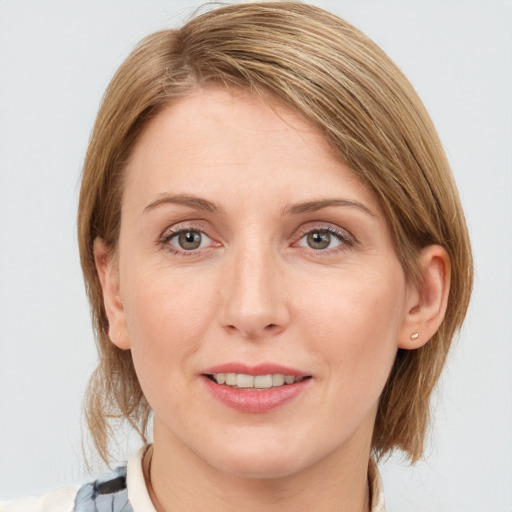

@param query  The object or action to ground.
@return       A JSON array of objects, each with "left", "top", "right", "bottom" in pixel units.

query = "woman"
[{"left": 1, "top": 2, "right": 473, "bottom": 511}]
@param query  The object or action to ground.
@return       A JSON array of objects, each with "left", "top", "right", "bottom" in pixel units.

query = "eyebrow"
[
  {"left": 144, "top": 194, "right": 225, "bottom": 214},
  {"left": 143, "top": 194, "right": 374, "bottom": 217},
  {"left": 283, "top": 198, "right": 375, "bottom": 217}
]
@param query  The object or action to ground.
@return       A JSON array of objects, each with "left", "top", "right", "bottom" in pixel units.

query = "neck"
[{"left": 146, "top": 425, "right": 372, "bottom": 512}]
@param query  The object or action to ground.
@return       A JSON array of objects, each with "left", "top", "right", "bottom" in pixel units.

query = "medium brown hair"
[{"left": 78, "top": 1, "right": 473, "bottom": 464}]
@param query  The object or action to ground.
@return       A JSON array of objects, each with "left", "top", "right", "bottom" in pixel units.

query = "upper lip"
[{"left": 202, "top": 362, "right": 310, "bottom": 377}]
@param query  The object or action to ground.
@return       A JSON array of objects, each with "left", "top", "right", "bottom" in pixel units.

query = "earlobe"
[
  {"left": 93, "top": 238, "right": 130, "bottom": 350},
  {"left": 398, "top": 245, "right": 451, "bottom": 350}
]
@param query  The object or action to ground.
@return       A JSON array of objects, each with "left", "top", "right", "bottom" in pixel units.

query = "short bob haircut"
[{"left": 78, "top": 1, "right": 473, "bottom": 464}]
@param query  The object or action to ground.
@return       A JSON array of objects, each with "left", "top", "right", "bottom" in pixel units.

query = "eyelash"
[{"left": 158, "top": 223, "right": 355, "bottom": 256}]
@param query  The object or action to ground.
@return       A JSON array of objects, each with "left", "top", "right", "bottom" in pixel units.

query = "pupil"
[
  {"left": 179, "top": 231, "right": 201, "bottom": 250},
  {"left": 307, "top": 231, "right": 330, "bottom": 249}
]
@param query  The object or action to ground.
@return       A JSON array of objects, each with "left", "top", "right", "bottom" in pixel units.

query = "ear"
[
  {"left": 398, "top": 245, "right": 451, "bottom": 349},
  {"left": 93, "top": 238, "right": 130, "bottom": 350}
]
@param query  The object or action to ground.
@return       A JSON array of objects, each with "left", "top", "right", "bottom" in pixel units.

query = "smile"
[{"left": 209, "top": 373, "right": 307, "bottom": 389}]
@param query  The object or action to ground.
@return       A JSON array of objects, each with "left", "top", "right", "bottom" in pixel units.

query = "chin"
[
  {"left": 213, "top": 451, "right": 306, "bottom": 480},
  {"left": 202, "top": 434, "right": 320, "bottom": 480}
]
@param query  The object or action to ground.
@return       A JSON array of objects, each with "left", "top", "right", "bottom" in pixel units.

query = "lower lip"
[{"left": 202, "top": 376, "right": 311, "bottom": 413}]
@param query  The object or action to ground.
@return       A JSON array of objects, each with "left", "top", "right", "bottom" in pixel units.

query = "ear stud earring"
[{"left": 410, "top": 332, "right": 419, "bottom": 341}]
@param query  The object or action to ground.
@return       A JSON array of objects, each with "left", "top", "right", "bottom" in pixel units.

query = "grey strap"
[{"left": 73, "top": 465, "right": 133, "bottom": 512}]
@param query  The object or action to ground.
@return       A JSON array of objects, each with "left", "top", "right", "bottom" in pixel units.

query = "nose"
[{"left": 220, "top": 245, "right": 290, "bottom": 340}]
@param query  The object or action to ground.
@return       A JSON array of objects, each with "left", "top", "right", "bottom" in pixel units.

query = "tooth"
[
  {"left": 237, "top": 374, "right": 254, "bottom": 388},
  {"left": 272, "top": 374, "right": 285, "bottom": 386},
  {"left": 226, "top": 373, "right": 237, "bottom": 386},
  {"left": 214, "top": 372, "right": 301, "bottom": 388},
  {"left": 254, "top": 375, "right": 273, "bottom": 389}
]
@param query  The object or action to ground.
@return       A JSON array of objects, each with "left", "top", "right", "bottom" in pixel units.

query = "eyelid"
[
  {"left": 161, "top": 220, "right": 203, "bottom": 239},
  {"left": 295, "top": 222, "right": 353, "bottom": 240}
]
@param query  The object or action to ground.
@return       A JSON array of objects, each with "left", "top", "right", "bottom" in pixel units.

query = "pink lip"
[
  {"left": 203, "top": 362, "right": 309, "bottom": 377},
  {"left": 201, "top": 362, "right": 312, "bottom": 413}
]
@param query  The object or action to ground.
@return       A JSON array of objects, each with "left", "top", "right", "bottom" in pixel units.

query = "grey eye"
[
  {"left": 176, "top": 230, "right": 203, "bottom": 250},
  {"left": 306, "top": 231, "right": 332, "bottom": 249}
]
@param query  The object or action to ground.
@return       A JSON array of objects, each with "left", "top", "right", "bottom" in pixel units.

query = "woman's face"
[{"left": 105, "top": 87, "right": 415, "bottom": 478}]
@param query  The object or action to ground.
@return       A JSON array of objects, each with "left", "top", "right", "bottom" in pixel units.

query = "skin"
[{"left": 95, "top": 87, "right": 450, "bottom": 512}]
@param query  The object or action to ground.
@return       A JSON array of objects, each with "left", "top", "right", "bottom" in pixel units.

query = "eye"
[
  {"left": 167, "top": 229, "right": 211, "bottom": 251},
  {"left": 306, "top": 231, "right": 336, "bottom": 250},
  {"left": 296, "top": 227, "right": 350, "bottom": 251}
]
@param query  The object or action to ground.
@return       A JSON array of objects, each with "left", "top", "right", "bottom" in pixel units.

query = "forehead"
[{"left": 122, "top": 86, "right": 378, "bottom": 214}]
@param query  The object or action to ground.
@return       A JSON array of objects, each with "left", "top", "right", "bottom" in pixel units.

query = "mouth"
[
  {"left": 202, "top": 365, "right": 312, "bottom": 412},
  {"left": 205, "top": 373, "right": 310, "bottom": 390}
]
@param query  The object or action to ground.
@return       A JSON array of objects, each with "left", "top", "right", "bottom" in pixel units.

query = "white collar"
[{"left": 126, "top": 446, "right": 157, "bottom": 511}]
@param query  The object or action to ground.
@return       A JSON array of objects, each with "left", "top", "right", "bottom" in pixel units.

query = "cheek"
[
  {"left": 124, "top": 257, "right": 216, "bottom": 334},
  {"left": 297, "top": 266, "right": 406, "bottom": 390},
  {"left": 120, "top": 263, "right": 218, "bottom": 393}
]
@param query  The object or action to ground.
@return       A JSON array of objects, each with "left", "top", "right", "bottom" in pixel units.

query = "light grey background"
[{"left": 1, "top": 1, "right": 511, "bottom": 510}]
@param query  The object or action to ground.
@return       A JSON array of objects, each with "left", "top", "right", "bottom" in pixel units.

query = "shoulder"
[
  {"left": 0, "top": 446, "right": 152, "bottom": 512},
  {"left": 0, "top": 466, "right": 129, "bottom": 512},
  {"left": 369, "top": 459, "right": 386, "bottom": 512},
  {"left": 0, "top": 485, "right": 80, "bottom": 512}
]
